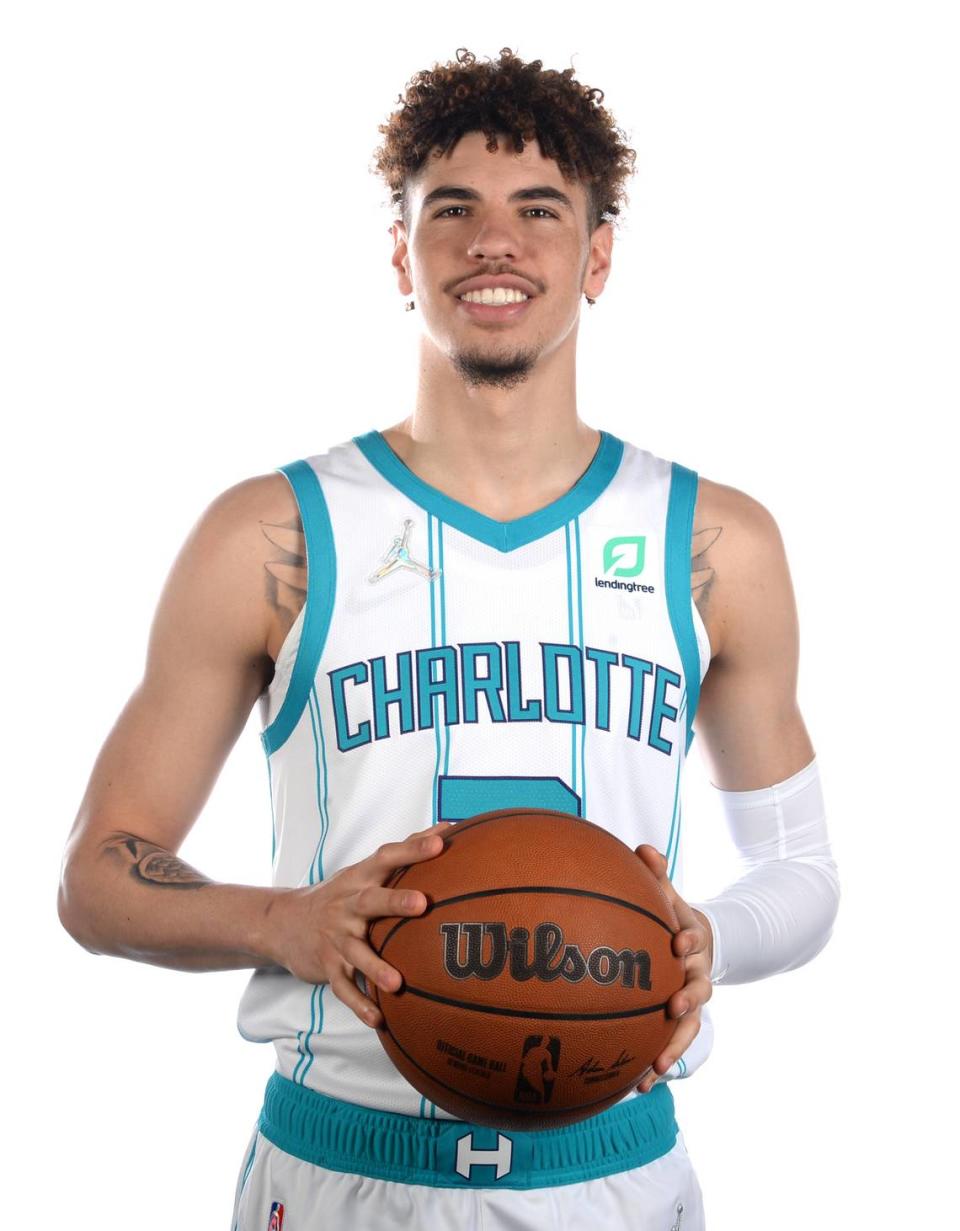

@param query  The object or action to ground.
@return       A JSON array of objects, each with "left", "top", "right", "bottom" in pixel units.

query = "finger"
[
  {"left": 635, "top": 1063, "right": 656, "bottom": 1094},
  {"left": 634, "top": 844, "right": 668, "bottom": 882},
  {"left": 410, "top": 820, "right": 456, "bottom": 838},
  {"left": 672, "top": 923, "right": 707, "bottom": 959},
  {"left": 330, "top": 967, "right": 383, "bottom": 1028},
  {"left": 648, "top": 1013, "right": 703, "bottom": 1083},
  {"left": 340, "top": 933, "right": 407, "bottom": 995},
  {"left": 668, "top": 974, "right": 712, "bottom": 1020},
  {"left": 366, "top": 826, "right": 452, "bottom": 878},
  {"left": 353, "top": 884, "right": 430, "bottom": 922}
]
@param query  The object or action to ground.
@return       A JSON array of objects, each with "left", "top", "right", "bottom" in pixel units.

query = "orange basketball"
[{"left": 366, "top": 809, "right": 684, "bottom": 1131}]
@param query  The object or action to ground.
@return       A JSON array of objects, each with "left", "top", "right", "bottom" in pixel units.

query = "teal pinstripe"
[
  {"left": 296, "top": 683, "right": 331, "bottom": 1083},
  {"left": 293, "top": 984, "right": 325, "bottom": 1085},
  {"left": 423, "top": 512, "right": 446, "bottom": 1118},
  {"left": 439, "top": 522, "right": 450, "bottom": 777},
  {"left": 231, "top": 1134, "right": 258, "bottom": 1231},
  {"left": 266, "top": 752, "right": 276, "bottom": 865},
  {"left": 564, "top": 522, "right": 578, "bottom": 794},
  {"left": 427, "top": 513, "right": 441, "bottom": 827},
  {"left": 306, "top": 684, "right": 330, "bottom": 885},
  {"left": 574, "top": 516, "right": 586, "bottom": 816}
]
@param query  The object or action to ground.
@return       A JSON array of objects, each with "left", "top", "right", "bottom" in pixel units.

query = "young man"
[{"left": 58, "top": 48, "right": 839, "bottom": 1230}]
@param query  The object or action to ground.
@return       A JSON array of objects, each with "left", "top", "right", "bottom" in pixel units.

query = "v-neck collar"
[{"left": 351, "top": 428, "right": 625, "bottom": 553}]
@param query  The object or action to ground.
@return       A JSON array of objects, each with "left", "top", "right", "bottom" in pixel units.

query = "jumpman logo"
[{"left": 368, "top": 519, "right": 440, "bottom": 583}]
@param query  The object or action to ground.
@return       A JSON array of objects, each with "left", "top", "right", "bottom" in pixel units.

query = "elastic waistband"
[{"left": 258, "top": 1073, "right": 677, "bottom": 1190}]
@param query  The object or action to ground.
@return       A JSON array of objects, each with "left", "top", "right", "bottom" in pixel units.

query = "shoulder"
[
  {"left": 692, "top": 475, "right": 791, "bottom": 663},
  {"left": 188, "top": 470, "right": 304, "bottom": 577},
  {"left": 171, "top": 470, "right": 305, "bottom": 668},
  {"left": 694, "top": 474, "right": 782, "bottom": 550},
  {"left": 201, "top": 470, "right": 300, "bottom": 529}
]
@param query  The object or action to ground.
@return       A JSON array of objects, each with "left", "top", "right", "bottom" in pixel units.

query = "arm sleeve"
[{"left": 690, "top": 756, "right": 841, "bottom": 985}]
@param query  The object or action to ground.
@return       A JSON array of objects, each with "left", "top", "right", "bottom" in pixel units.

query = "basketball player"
[{"left": 58, "top": 47, "right": 840, "bottom": 1230}]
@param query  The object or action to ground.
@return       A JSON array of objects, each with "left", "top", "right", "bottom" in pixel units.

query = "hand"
[
  {"left": 633, "top": 844, "right": 714, "bottom": 1093},
  {"left": 264, "top": 822, "right": 453, "bottom": 1028}
]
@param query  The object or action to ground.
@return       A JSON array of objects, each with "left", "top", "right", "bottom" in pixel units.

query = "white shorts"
[{"left": 231, "top": 1076, "right": 706, "bottom": 1230}]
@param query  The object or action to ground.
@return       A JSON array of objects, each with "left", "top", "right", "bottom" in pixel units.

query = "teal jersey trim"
[
  {"left": 259, "top": 1072, "right": 677, "bottom": 1190},
  {"left": 352, "top": 429, "right": 625, "bottom": 554},
  {"left": 665, "top": 463, "right": 701, "bottom": 754},
  {"left": 665, "top": 692, "right": 688, "bottom": 880},
  {"left": 261, "top": 460, "right": 337, "bottom": 757}
]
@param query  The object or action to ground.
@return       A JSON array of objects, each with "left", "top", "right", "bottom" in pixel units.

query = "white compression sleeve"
[{"left": 691, "top": 757, "right": 840, "bottom": 985}]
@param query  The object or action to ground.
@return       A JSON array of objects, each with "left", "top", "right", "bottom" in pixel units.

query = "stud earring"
[{"left": 405, "top": 299, "right": 416, "bottom": 311}]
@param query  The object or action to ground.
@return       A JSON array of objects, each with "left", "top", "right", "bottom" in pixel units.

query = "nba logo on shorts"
[{"left": 267, "top": 1201, "right": 284, "bottom": 1230}]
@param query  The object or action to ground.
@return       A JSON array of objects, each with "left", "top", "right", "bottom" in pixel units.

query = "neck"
[{"left": 381, "top": 335, "right": 602, "bottom": 523}]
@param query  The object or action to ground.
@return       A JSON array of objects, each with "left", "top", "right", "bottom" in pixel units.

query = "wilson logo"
[{"left": 439, "top": 921, "right": 652, "bottom": 989}]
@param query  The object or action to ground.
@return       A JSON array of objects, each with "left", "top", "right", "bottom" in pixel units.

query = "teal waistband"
[{"left": 258, "top": 1073, "right": 678, "bottom": 1190}]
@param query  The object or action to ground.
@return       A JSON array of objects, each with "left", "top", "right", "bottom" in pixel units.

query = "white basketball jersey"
[{"left": 237, "top": 427, "right": 713, "bottom": 1117}]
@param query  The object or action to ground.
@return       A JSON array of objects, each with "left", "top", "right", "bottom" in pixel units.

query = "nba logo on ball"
[
  {"left": 267, "top": 1202, "right": 284, "bottom": 1230},
  {"left": 514, "top": 1035, "right": 561, "bottom": 1104}
]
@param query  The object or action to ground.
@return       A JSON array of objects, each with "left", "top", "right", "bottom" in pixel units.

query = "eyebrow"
[{"left": 420, "top": 184, "right": 575, "bottom": 212}]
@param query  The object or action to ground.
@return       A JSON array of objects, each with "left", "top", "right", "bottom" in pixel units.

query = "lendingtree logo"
[{"left": 603, "top": 535, "right": 646, "bottom": 578}]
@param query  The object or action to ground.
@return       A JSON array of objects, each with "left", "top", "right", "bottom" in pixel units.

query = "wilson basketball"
[{"left": 366, "top": 808, "right": 685, "bottom": 1131}]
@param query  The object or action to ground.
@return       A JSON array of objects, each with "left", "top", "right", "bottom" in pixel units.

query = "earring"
[
  {"left": 405, "top": 299, "right": 416, "bottom": 311},
  {"left": 584, "top": 295, "right": 596, "bottom": 306}
]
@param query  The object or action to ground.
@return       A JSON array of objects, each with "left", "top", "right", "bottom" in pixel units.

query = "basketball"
[{"left": 366, "top": 808, "right": 685, "bottom": 1131}]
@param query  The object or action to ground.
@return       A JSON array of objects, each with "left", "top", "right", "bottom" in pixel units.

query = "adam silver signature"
[{"left": 368, "top": 519, "right": 440, "bottom": 583}]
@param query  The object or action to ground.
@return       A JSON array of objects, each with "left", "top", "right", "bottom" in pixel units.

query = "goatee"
[{"left": 451, "top": 346, "right": 536, "bottom": 390}]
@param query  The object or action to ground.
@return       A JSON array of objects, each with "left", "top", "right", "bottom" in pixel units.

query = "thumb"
[{"left": 634, "top": 844, "right": 668, "bottom": 879}]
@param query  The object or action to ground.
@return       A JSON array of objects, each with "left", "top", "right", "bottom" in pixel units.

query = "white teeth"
[{"left": 460, "top": 287, "right": 529, "bottom": 305}]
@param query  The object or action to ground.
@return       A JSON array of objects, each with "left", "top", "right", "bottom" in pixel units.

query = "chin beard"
[{"left": 451, "top": 345, "right": 537, "bottom": 390}]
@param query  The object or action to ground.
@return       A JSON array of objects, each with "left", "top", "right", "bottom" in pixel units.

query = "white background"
[{"left": 3, "top": 2, "right": 957, "bottom": 1226}]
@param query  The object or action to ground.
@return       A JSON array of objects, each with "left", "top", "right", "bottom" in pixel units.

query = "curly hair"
[{"left": 371, "top": 47, "right": 637, "bottom": 234}]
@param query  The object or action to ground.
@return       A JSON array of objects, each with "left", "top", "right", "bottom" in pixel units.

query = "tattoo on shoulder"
[
  {"left": 102, "top": 834, "right": 211, "bottom": 890},
  {"left": 260, "top": 514, "right": 307, "bottom": 638},
  {"left": 691, "top": 524, "right": 722, "bottom": 617}
]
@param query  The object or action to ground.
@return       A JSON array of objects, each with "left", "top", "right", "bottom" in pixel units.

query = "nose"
[{"left": 466, "top": 217, "right": 521, "bottom": 263}]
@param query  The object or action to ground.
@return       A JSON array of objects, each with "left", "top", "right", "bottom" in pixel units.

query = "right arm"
[{"left": 56, "top": 473, "right": 444, "bottom": 1026}]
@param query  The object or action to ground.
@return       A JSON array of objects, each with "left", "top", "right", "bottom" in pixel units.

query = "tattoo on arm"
[
  {"left": 103, "top": 834, "right": 212, "bottom": 890},
  {"left": 260, "top": 514, "right": 307, "bottom": 647}
]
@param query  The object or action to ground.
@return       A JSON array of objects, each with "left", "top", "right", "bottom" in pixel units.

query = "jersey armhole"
[{"left": 260, "top": 460, "right": 337, "bottom": 757}]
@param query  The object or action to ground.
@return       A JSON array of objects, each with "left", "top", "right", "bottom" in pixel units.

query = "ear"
[
  {"left": 390, "top": 221, "right": 413, "bottom": 297},
  {"left": 582, "top": 220, "right": 614, "bottom": 302}
]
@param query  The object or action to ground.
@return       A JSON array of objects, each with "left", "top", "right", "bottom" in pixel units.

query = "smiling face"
[{"left": 391, "top": 130, "right": 613, "bottom": 389}]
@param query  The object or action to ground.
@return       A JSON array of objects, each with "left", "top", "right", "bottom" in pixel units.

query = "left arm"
[{"left": 636, "top": 482, "right": 840, "bottom": 1091}]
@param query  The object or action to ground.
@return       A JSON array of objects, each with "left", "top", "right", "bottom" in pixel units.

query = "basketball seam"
[
  {"left": 387, "top": 809, "right": 680, "bottom": 935},
  {"left": 373, "top": 885, "right": 676, "bottom": 956},
  {"left": 397, "top": 984, "right": 671, "bottom": 1022}
]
